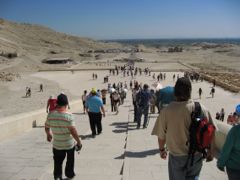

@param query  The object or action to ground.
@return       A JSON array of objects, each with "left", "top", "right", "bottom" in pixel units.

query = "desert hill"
[{"left": 0, "top": 18, "right": 122, "bottom": 72}]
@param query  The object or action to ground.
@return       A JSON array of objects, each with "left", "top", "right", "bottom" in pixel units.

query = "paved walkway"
[
  {"left": 0, "top": 94, "right": 228, "bottom": 180},
  {"left": 1, "top": 71, "right": 237, "bottom": 179}
]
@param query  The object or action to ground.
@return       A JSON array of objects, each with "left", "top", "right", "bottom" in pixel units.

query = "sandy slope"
[{"left": 0, "top": 18, "right": 239, "bottom": 119}]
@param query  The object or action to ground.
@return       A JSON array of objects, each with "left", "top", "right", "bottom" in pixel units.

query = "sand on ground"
[{"left": 0, "top": 51, "right": 239, "bottom": 120}]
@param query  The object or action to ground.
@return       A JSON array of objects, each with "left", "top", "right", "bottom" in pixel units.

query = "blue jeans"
[
  {"left": 137, "top": 106, "right": 149, "bottom": 127},
  {"left": 227, "top": 168, "right": 240, "bottom": 180},
  {"left": 168, "top": 153, "right": 202, "bottom": 180}
]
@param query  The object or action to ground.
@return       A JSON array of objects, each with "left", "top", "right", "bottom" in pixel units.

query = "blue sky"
[{"left": 0, "top": 0, "right": 240, "bottom": 39}]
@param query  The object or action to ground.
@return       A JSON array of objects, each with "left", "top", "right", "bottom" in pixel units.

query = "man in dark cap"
[
  {"left": 152, "top": 77, "right": 215, "bottom": 180},
  {"left": 45, "top": 93, "right": 82, "bottom": 180}
]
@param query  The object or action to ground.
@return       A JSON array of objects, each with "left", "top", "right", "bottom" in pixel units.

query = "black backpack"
[{"left": 185, "top": 102, "right": 215, "bottom": 167}]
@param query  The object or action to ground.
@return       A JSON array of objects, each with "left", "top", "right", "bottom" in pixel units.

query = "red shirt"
[{"left": 48, "top": 99, "right": 57, "bottom": 112}]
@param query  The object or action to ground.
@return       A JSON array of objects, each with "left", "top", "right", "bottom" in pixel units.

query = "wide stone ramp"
[
  {"left": 0, "top": 75, "right": 234, "bottom": 180},
  {"left": 41, "top": 99, "right": 131, "bottom": 179},
  {"left": 122, "top": 108, "right": 227, "bottom": 180}
]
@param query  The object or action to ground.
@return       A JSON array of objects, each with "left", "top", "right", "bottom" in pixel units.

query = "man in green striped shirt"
[{"left": 45, "top": 94, "right": 82, "bottom": 180}]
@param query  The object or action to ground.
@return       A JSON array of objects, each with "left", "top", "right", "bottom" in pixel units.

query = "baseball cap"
[{"left": 57, "top": 94, "right": 69, "bottom": 106}]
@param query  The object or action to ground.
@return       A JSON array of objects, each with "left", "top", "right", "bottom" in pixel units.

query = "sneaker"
[
  {"left": 143, "top": 125, "right": 147, "bottom": 129},
  {"left": 136, "top": 126, "right": 140, "bottom": 129},
  {"left": 66, "top": 176, "right": 75, "bottom": 180},
  {"left": 54, "top": 177, "right": 62, "bottom": 180}
]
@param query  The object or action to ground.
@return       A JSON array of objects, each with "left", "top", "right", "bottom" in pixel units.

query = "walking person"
[
  {"left": 46, "top": 95, "right": 57, "bottom": 113},
  {"left": 213, "top": 79, "right": 216, "bottom": 87},
  {"left": 110, "top": 92, "right": 114, "bottom": 112},
  {"left": 27, "top": 87, "right": 31, "bottom": 97},
  {"left": 198, "top": 87, "right": 202, "bottom": 99},
  {"left": 132, "top": 84, "right": 140, "bottom": 122},
  {"left": 130, "top": 80, "right": 133, "bottom": 89},
  {"left": 26, "top": 87, "right": 31, "bottom": 97},
  {"left": 217, "top": 124, "right": 240, "bottom": 180},
  {"left": 136, "top": 84, "right": 151, "bottom": 129},
  {"left": 210, "top": 87, "right": 215, "bottom": 98},
  {"left": 157, "top": 86, "right": 174, "bottom": 113},
  {"left": 45, "top": 93, "right": 82, "bottom": 180},
  {"left": 149, "top": 89, "right": 156, "bottom": 114},
  {"left": 173, "top": 74, "right": 176, "bottom": 81},
  {"left": 85, "top": 88, "right": 106, "bottom": 137},
  {"left": 112, "top": 91, "right": 120, "bottom": 114},
  {"left": 101, "top": 89, "right": 107, "bottom": 105},
  {"left": 120, "top": 89, "right": 126, "bottom": 105},
  {"left": 227, "top": 112, "right": 238, "bottom": 125},
  {"left": 40, "top": 84, "right": 43, "bottom": 92},
  {"left": 220, "top": 108, "right": 225, "bottom": 121},
  {"left": 82, "top": 90, "right": 88, "bottom": 114},
  {"left": 152, "top": 77, "right": 215, "bottom": 180}
]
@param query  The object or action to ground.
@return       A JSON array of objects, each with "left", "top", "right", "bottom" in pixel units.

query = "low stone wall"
[
  {"left": 0, "top": 102, "right": 233, "bottom": 155},
  {"left": 214, "top": 120, "right": 232, "bottom": 158},
  {"left": 0, "top": 100, "right": 82, "bottom": 141},
  {"left": 200, "top": 73, "right": 240, "bottom": 93}
]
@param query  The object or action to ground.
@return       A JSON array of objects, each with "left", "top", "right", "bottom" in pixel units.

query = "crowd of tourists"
[{"left": 44, "top": 66, "right": 240, "bottom": 180}]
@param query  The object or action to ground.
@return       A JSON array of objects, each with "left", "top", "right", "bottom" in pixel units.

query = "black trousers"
[
  {"left": 53, "top": 147, "right": 75, "bottom": 179},
  {"left": 102, "top": 97, "right": 106, "bottom": 105},
  {"left": 88, "top": 112, "right": 102, "bottom": 135},
  {"left": 133, "top": 101, "right": 137, "bottom": 122}
]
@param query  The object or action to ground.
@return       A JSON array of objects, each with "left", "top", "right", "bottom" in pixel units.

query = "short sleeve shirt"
[
  {"left": 48, "top": 99, "right": 57, "bottom": 111},
  {"left": 45, "top": 111, "right": 75, "bottom": 150},
  {"left": 86, "top": 95, "right": 103, "bottom": 113},
  {"left": 152, "top": 100, "right": 214, "bottom": 156}
]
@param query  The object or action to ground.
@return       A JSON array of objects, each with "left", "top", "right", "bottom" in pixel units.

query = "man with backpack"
[
  {"left": 136, "top": 84, "right": 151, "bottom": 129},
  {"left": 152, "top": 77, "right": 215, "bottom": 180}
]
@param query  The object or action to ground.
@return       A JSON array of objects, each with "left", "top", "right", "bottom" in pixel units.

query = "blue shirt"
[
  {"left": 86, "top": 95, "right": 103, "bottom": 113},
  {"left": 136, "top": 90, "right": 151, "bottom": 107},
  {"left": 217, "top": 124, "right": 240, "bottom": 170},
  {"left": 159, "top": 86, "right": 174, "bottom": 105}
]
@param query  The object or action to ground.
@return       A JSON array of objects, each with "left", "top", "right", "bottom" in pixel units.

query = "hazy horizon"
[{"left": 1, "top": 0, "right": 240, "bottom": 40}]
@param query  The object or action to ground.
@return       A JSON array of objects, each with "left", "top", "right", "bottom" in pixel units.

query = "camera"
[{"left": 75, "top": 144, "right": 82, "bottom": 152}]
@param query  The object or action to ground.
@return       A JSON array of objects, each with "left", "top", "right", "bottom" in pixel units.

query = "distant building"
[{"left": 42, "top": 57, "right": 73, "bottom": 64}]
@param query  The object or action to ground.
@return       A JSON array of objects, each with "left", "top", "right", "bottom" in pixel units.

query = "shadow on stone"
[
  {"left": 72, "top": 112, "right": 85, "bottom": 115},
  {"left": 148, "top": 115, "right": 158, "bottom": 119},
  {"left": 112, "top": 129, "right": 127, "bottom": 133},
  {"left": 115, "top": 149, "right": 159, "bottom": 159},
  {"left": 110, "top": 122, "right": 128, "bottom": 126},
  {"left": 115, "top": 153, "right": 125, "bottom": 159},
  {"left": 111, "top": 122, "right": 129, "bottom": 133},
  {"left": 33, "top": 125, "right": 45, "bottom": 128},
  {"left": 80, "top": 134, "right": 94, "bottom": 140}
]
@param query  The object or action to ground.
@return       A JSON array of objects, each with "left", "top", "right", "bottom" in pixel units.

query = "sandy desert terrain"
[{"left": 0, "top": 18, "right": 239, "bottom": 118}]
